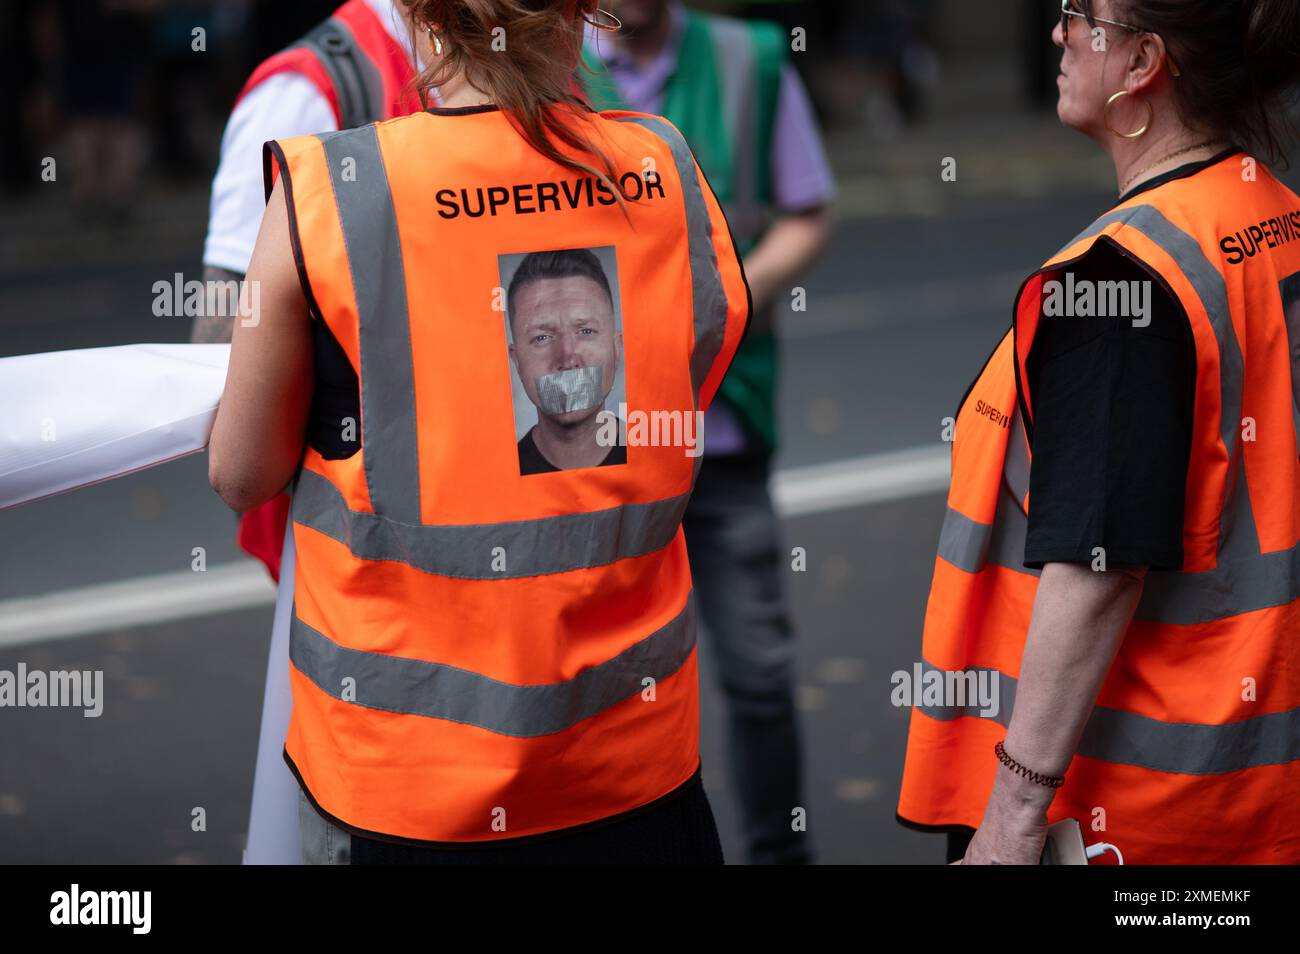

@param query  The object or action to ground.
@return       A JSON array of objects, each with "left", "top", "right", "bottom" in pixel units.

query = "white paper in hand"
[{"left": 0, "top": 344, "right": 231, "bottom": 511}]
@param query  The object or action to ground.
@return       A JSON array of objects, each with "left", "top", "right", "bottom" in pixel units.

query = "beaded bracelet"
[{"left": 994, "top": 740, "right": 1065, "bottom": 788}]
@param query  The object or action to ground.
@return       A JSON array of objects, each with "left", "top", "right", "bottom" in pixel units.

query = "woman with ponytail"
[
  {"left": 899, "top": 0, "right": 1300, "bottom": 864},
  {"left": 209, "top": 1, "right": 751, "bottom": 864}
]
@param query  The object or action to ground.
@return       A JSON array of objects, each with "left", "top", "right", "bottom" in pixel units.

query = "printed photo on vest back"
[{"left": 502, "top": 246, "right": 629, "bottom": 476}]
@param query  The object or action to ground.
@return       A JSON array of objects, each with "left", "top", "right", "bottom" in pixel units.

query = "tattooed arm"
[{"left": 189, "top": 266, "right": 244, "bottom": 344}]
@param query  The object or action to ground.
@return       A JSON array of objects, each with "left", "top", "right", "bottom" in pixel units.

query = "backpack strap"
[{"left": 293, "top": 16, "right": 385, "bottom": 129}]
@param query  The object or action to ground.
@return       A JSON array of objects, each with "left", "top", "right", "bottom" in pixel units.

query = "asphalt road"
[{"left": 5, "top": 102, "right": 1293, "bottom": 863}]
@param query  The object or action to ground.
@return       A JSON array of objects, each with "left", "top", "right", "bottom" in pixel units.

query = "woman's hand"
[
  {"left": 958, "top": 768, "right": 1052, "bottom": 865},
  {"left": 960, "top": 810, "right": 1049, "bottom": 865}
]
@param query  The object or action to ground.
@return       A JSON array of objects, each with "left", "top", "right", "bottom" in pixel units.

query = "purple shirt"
[{"left": 585, "top": 3, "right": 836, "bottom": 455}]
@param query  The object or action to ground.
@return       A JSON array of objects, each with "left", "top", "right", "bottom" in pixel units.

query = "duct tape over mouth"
[{"left": 536, "top": 365, "right": 605, "bottom": 415}]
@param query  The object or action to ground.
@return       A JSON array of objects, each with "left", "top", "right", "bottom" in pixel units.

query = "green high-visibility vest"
[{"left": 581, "top": 10, "right": 786, "bottom": 452}]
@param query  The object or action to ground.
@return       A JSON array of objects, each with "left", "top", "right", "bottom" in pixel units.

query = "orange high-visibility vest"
[
  {"left": 898, "top": 152, "right": 1300, "bottom": 863},
  {"left": 266, "top": 103, "right": 750, "bottom": 844}
]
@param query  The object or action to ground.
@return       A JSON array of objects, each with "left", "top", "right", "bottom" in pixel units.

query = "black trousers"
[{"left": 329, "top": 773, "right": 725, "bottom": 866}]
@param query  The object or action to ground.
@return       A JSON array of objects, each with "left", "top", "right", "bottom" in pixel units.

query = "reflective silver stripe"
[
  {"left": 1135, "top": 540, "right": 1300, "bottom": 624},
  {"left": 989, "top": 407, "right": 1038, "bottom": 576},
  {"left": 317, "top": 126, "right": 422, "bottom": 524},
  {"left": 1061, "top": 205, "right": 1246, "bottom": 546},
  {"left": 936, "top": 507, "right": 989, "bottom": 573},
  {"left": 987, "top": 479, "right": 1038, "bottom": 578},
  {"left": 936, "top": 500, "right": 1038, "bottom": 579},
  {"left": 938, "top": 498, "right": 1300, "bottom": 620},
  {"left": 937, "top": 407, "right": 1039, "bottom": 577},
  {"left": 1060, "top": 205, "right": 1149, "bottom": 252},
  {"left": 914, "top": 662, "right": 1016, "bottom": 724},
  {"left": 293, "top": 467, "right": 689, "bottom": 580},
  {"left": 616, "top": 116, "right": 729, "bottom": 402},
  {"left": 708, "top": 17, "right": 763, "bottom": 241},
  {"left": 941, "top": 504, "right": 1040, "bottom": 579},
  {"left": 290, "top": 594, "right": 697, "bottom": 737},
  {"left": 1004, "top": 406, "right": 1030, "bottom": 501},
  {"left": 915, "top": 660, "right": 1300, "bottom": 775}
]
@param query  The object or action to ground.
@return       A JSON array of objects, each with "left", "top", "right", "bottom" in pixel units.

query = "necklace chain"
[{"left": 1121, "top": 141, "right": 1224, "bottom": 195}]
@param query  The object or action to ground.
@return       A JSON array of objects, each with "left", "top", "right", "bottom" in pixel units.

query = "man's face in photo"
[{"left": 509, "top": 274, "right": 623, "bottom": 427}]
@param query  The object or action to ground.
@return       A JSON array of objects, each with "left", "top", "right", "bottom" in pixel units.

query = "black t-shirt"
[
  {"left": 1019, "top": 151, "right": 1239, "bottom": 571},
  {"left": 1023, "top": 241, "right": 1195, "bottom": 570},
  {"left": 306, "top": 319, "right": 362, "bottom": 460},
  {"left": 518, "top": 423, "right": 627, "bottom": 475}
]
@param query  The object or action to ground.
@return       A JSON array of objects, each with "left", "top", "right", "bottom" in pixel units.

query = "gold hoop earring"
[
  {"left": 1104, "top": 90, "right": 1153, "bottom": 139},
  {"left": 427, "top": 27, "right": 443, "bottom": 57},
  {"left": 584, "top": 8, "right": 622, "bottom": 32}
]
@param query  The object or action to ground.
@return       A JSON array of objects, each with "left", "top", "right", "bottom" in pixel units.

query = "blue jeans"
[{"left": 683, "top": 452, "right": 812, "bottom": 864}]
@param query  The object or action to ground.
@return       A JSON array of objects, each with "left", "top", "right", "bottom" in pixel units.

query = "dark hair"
[
  {"left": 401, "top": 1, "right": 626, "bottom": 197},
  {"left": 1083, "top": 0, "right": 1300, "bottom": 164},
  {"left": 506, "top": 248, "right": 612, "bottom": 333}
]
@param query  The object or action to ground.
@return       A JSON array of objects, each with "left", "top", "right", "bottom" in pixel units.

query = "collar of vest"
[
  {"left": 423, "top": 101, "right": 597, "bottom": 118},
  {"left": 425, "top": 103, "right": 502, "bottom": 116},
  {"left": 1009, "top": 148, "right": 1243, "bottom": 437}
]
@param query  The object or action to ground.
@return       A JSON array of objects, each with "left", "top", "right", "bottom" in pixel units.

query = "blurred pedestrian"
[
  {"left": 143, "top": 0, "right": 223, "bottom": 179},
  {"left": 899, "top": 0, "right": 1300, "bottom": 865},
  {"left": 583, "top": 0, "right": 834, "bottom": 864},
  {"left": 208, "top": 0, "right": 751, "bottom": 864},
  {"left": 53, "top": 0, "right": 157, "bottom": 222}
]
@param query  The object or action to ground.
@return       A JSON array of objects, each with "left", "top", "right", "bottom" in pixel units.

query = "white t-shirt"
[{"left": 203, "top": 0, "right": 417, "bottom": 274}]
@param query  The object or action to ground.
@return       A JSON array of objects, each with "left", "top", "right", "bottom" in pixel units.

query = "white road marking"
[
  {"left": 773, "top": 445, "right": 949, "bottom": 517},
  {"left": 0, "top": 446, "right": 950, "bottom": 648},
  {"left": 0, "top": 561, "right": 275, "bottom": 650}
]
